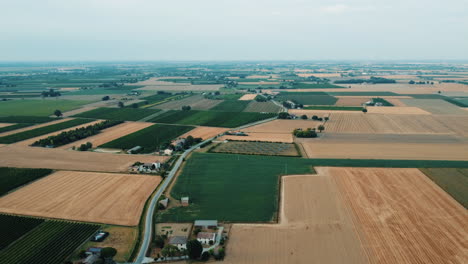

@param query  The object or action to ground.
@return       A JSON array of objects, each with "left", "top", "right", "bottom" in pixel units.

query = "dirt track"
[
  {"left": 0, "top": 145, "right": 168, "bottom": 172},
  {"left": 58, "top": 121, "right": 153, "bottom": 149},
  {"left": 0, "top": 171, "right": 161, "bottom": 226},
  {"left": 0, "top": 118, "right": 72, "bottom": 137}
]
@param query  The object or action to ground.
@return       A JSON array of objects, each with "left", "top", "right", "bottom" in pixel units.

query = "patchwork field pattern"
[
  {"left": 0, "top": 167, "right": 52, "bottom": 196},
  {"left": 0, "top": 118, "right": 68, "bottom": 137},
  {"left": 179, "top": 126, "right": 228, "bottom": 140},
  {"left": 211, "top": 142, "right": 299, "bottom": 156},
  {"left": 0, "top": 171, "right": 162, "bottom": 226},
  {"left": 74, "top": 107, "right": 160, "bottom": 121},
  {"left": 420, "top": 168, "right": 468, "bottom": 208},
  {"left": 154, "top": 95, "right": 222, "bottom": 110},
  {"left": 401, "top": 99, "right": 468, "bottom": 115}
]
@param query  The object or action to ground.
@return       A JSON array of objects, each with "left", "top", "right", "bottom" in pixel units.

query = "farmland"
[
  {"left": 0, "top": 118, "right": 93, "bottom": 144},
  {"left": 74, "top": 107, "right": 160, "bottom": 121},
  {"left": 275, "top": 92, "right": 338, "bottom": 105},
  {"left": 303, "top": 106, "right": 362, "bottom": 111},
  {"left": 218, "top": 133, "right": 293, "bottom": 143},
  {"left": 0, "top": 167, "right": 52, "bottom": 196},
  {"left": 420, "top": 168, "right": 468, "bottom": 208},
  {"left": 243, "top": 101, "right": 282, "bottom": 113},
  {"left": 0, "top": 218, "right": 99, "bottom": 264},
  {"left": 238, "top": 94, "right": 257, "bottom": 100},
  {"left": 0, "top": 214, "right": 45, "bottom": 250},
  {"left": 179, "top": 126, "right": 228, "bottom": 140},
  {"left": 0, "top": 99, "right": 91, "bottom": 116},
  {"left": 0, "top": 123, "right": 32, "bottom": 133},
  {"left": 401, "top": 99, "right": 468, "bottom": 115},
  {"left": 154, "top": 95, "right": 222, "bottom": 110},
  {"left": 366, "top": 106, "right": 430, "bottom": 115},
  {"left": 0, "top": 171, "right": 162, "bottom": 226},
  {"left": 210, "top": 142, "right": 299, "bottom": 156},
  {"left": 148, "top": 110, "right": 276, "bottom": 128},
  {"left": 210, "top": 100, "right": 250, "bottom": 112},
  {"left": 100, "top": 123, "right": 194, "bottom": 153}
]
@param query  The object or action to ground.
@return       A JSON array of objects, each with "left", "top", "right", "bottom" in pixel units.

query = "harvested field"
[
  {"left": 12, "top": 119, "right": 103, "bottom": 146},
  {"left": 218, "top": 133, "right": 293, "bottom": 143},
  {"left": 420, "top": 168, "right": 468, "bottom": 208},
  {"left": 238, "top": 94, "right": 257, "bottom": 100},
  {"left": 211, "top": 141, "right": 299, "bottom": 156},
  {"left": 322, "top": 113, "right": 454, "bottom": 135},
  {"left": 289, "top": 109, "right": 361, "bottom": 116},
  {"left": 0, "top": 118, "right": 71, "bottom": 138},
  {"left": 433, "top": 115, "right": 468, "bottom": 137},
  {"left": 243, "top": 101, "right": 282, "bottom": 113},
  {"left": 154, "top": 95, "right": 222, "bottom": 110},
  {"left": 331, "top": 167, "right": 468, "bottom": 264},
  {"left": 57, "top": 121, "right": 154, "bottom": 149},
  {"left": 132, "top": 79, "right": 222, "bottom": 91},
  {"left": 366, "top": 106, "right": 431, "bottom": 115},
  {"left": 384, "top": 98, "right": 407, "bottom": 106},
  {"left": 401, "top": 99, "right": 468, "bottom": 115},
  {"left": 300, "top": 141, "right": 468, "bottom": 160},
  {"left": 335, "top": 97, "right": 369, "bottom": 106},
  {"left": 0, "top": 123, "right": 13, "bottom": 128},
  {"left": 225, "top": 174, "right": 367, "bottom": 264},
  {"left": 0, "top": 171, "right": 162, "bottom": 226},
  {"left": 0, "top": 145, "right": 168, "bottom": 172},
  {"left": 179, "top": 126, "right": 228, "bottom": 140},
  {"left": 241, "top": 119, "right": 321, "bottom": 134}
]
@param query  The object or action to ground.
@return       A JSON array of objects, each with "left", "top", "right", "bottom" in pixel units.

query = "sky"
[{"left": 0, "top": 0, "right": 467, "bottom": 61}]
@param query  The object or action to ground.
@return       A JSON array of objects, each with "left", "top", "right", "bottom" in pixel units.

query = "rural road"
[{"left": 133, "top": 115, "right": 278, "bottom": 263}]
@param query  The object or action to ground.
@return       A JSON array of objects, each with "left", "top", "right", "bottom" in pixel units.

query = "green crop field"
[
  {"left": 100, "top": 123, "right": 194, "bottom": 153},
  {"left": 291, "top": 82, "right": 343, "bottom": 89},
  {"left": 420, "top": 168, "right": 468, "bottom": 208},
  {"left": 328, "top": 91, "right": 400, "bottom": 96},
  {"left": 0, "top": 167, "right": 53, "bottom": 196},
  {"left": 74, "top": 107, "right": 160, "bottom": 121},
  {"left": 0, "top": 100, "right": 91, "bottom": 116},
  {"left": 0, "top": 214, "right": 45, "bottom": 250},
  {"left": 0, "top": 219, "right": 99, "bottom": 264},
  {"left": 372, "top": 97, "right": 394, "bottom": 106},
  {"left": 303, "top": 106, "right": 362, "bottom": 111},
  {"left": 149, "top": 110, "right": 276, "bottom": 128},
  {"left": 0, "top": 118, "right": 92, "bottom": 144},
  {"left": 0, "top": 123, "right": 32, "bottom": 133},
  {"left": 275, "top": 92, "right": 337, "bottom": 105},
  {"left": 158, "top": 153, "right": 468, "bottom": 222},
  {"left": 0, "top": 116, "right": 56, "bottom": 123},
  {"left": 209, "top": 100, "right": 250, "bottom": 112},
  {"left": 243, "top": 101, "right": 282, "bottom": 113},
  {"left": 210, "top": 142, "right": 299, "bottom": 156}
]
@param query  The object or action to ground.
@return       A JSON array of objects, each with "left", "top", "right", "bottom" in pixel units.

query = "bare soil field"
[
  {"left": 218, "top": 133, "right": 293, "bottom": 143},
  {"left": 225, "top": 174, "right": 368, "bottom": 264},
  {"left": 322, "top": 113, "right": 455, "bottom": 135},
  {"left": 366, "top": 106, "right": 431, "bottom": 115},
  {"left": 242, "top": 119, "right": 321, "bottom": 134},
  {"left": 0, "top": 118, "right": 72, "bottom": 137},
  {"left": 331, "top": 167, "right": 468, "bottom": 264},
  {"left": 12, "top": 119, "right": 104, "bottom": 147},
  {"left": 180, "top": 126, "right": 228, "bottom": 140},
  {"left": 154, "top": 95, "right": 222, "bottom": 110},
  {"left": 238, "top": 94, "right": 257, "bottom": 100},
  {"left": 60, "top": 100, "right": 118, "bottom": 117},
  {"left": 300, "top": 141, "right": 468, "bottom": 160},
  {"left": 0, "top": 123, "right": 14, "bottom": 128},
  {"left": 0, "top": 171, "right": 161, "bottom": 226},
  {"left": 401, "top": 99, "right": 468, "bottom": 115},
  {"left": 58, "top": 121, "right": 154, "bottom": 149},
  {"left": 335, "top": 97, "right": 369, "bottom": 106},
  {"left": 0, "top": 145, "right": 168, "bottom": 172}
]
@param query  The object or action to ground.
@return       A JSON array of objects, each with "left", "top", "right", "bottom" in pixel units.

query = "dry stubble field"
[
  {"left": 0, "top": 171, "right": 162, "bottom": 226},
  {"left": 366, "top": 106, "right": 430, "bottom": 115},
  {"left": 58, "top": 121, "right": 153, "bottom": 149},
  {"left": 401, "top": 99, "right": 468, "bottom": 115},
  {"left": 180, "top": 126, "right": 228, "bottom": 140},
  {"left": 238, "top": 94, "right": 257, "bottom": 100}
]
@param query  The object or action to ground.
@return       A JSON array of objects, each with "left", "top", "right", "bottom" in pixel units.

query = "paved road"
[{"left": 133, "top": 115, "right": 278, "bottom": 263}]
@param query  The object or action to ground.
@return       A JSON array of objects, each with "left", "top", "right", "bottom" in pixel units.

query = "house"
[
  {"left": 164, "top": 148, "right": 173, "bottom": 156},
  {"left": 194, "top": 220, "right": 218, "bottom": 229},
  {"left": 168, "top": 236, "right": 187, "bottom": 250},
  {"left": 181, "top": 197, "right": 189, "bottom": 206},
  {"left": 197, "top": 232, "right": 216, "bottom": 245},
  {"left": 137, "top": 162, "right": 162, "bottom": 173}
]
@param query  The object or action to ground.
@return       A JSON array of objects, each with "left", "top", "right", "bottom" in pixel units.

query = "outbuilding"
[
  {"left": 168, "top": 236, "right": 187, "bottom": 250},
  {"left": 194, "top": 220, "right": 218, "bottom": 229}
]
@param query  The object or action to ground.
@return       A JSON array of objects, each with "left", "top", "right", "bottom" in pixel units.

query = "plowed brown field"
[
  {"left": 225, "top": 174, "right": 368, "bottom": 264},
  {"left": 180, "top": 126, "right": 228, "bottom": 140},
  {"left": 0, "top": 171, "right": 161, "bottom": 226},
  {"left": 331, "top": 167, "right": 468, "bottom": 264},
  {"left": 0, "top": 145, "right": 168, "bottom": 172},
  {"left": 58, "top": 121, "right": 153, "bottom": 149}
]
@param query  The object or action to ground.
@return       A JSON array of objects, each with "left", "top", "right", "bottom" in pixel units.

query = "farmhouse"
[
  {"left": 168, "top": 236, "right": 187, "bottom": 250},
  {"left": 194, "top": 220, "right": 218, "bottom": 229},
  {"left": 197, "top": 232, "right": 217, "bottom": 245},
  {"left": 164, "top": 148, "right": 173, "bottom": 155},
  {"left": 173, "top": 138, "right": 186, "bottom": 150}
]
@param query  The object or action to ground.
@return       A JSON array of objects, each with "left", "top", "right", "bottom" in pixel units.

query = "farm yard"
[
  {"left": 0, "top": 171, "right": 162, "bottom": 226},
  {"left": 148, "top": 110, "right": 276, "bottom": 128},
  {"left": 74, "top": 107, "right": 161, "bottom": 121},
  {"left": 0, "top": 214, "right": 99, "bottom": 264},
  {"left": 57, "top": 121, "right": 153, "bottom": 149},
  {"left": 211, "top": 142, "right": 299, "bottom": 156},
  {"left": 0, "top": 145, "right": 168, "bottom": 172},
  {"left": 100, "top": 123, "right": 194, "bottom": 153}
]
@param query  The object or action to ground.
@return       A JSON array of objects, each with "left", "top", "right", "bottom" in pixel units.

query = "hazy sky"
[{"left": 1, "top": 0, "right": 467, "bottom": 61}]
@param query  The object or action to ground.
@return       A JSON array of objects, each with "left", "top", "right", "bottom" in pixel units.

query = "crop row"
[
  {"left": 0, "top": 214, "right": 45, "bottom": 250},
  {"left": 74, "top": 107, "right": 160, "bottom": 121},
  {"left": 0, "top": 118, "right": 93, "bottom": 144},
  {"left": 0, "top": 167, "right": 53, "bottom": 196}
]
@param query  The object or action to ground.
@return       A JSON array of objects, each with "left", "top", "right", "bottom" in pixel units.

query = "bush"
[
  {"left": 293, "top": 128, "right": 317, "bottom": 138},
  {"left": 278, "top": 112, "right": 290, "bottom": 119},
  {"left": 102, "top": 96, "right": 110, "bottom": 101},
  {"left": 201, "top": 251, "right": 210, "bottom": 261},
  {"left": 187, "top": 239, "right": 203, "bottom": 260}
]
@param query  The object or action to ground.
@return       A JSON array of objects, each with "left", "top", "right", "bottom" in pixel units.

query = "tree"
[
  {"left": 154, "top": 235, "right": 165, "bottom": 248},
  {"left": 187, "top": 239, "right": 203, "bottom": 260},
  {"left": 362, "top": 108, "right": 368, "bottom": 114},
  {"left": 161, "top": 244, "right": 179, "bottom": 257},
  {"left": 214, "top": 247, "right": 225, "bottom": 260},
  {"left": 278, "top": 112, "right": 290, "bottom": 119},
  {"left": 300, "top": 114, "right": 308, "bottom": 120},
  {"left": 101, "top": 247, "right": 117, "bottom": 264},
  {"left": 201, "top": 251, "right": 210, "bottom": 261},
  {"left": 311, "top": 115, "right": 318, "bottom": 120},
  {"left": 193, "top": 227, "right": 202, "bottom": 235},
  {"left": 131, "top": 103, "right": 139, "bottom": 108},
  {"left": 54, "top": 109, "right": 62, "bottom": 117},
  {"left": 317, "top": 125, "right": 325, "bottom": 133},
  {"left": 409, "top": 80, "right": 415, "bottom": 84},
  {"left": 324, "top": 117, "right": 329, "bottom": 121},
  {"left": 118, "top": 101, "right": 124, "bottom": 108},
  {"left": 182, "top": 105, "right": 191, "bottom": 111},
  {"left": 102, "top": 96, "right": 110, "bottom": 101}
]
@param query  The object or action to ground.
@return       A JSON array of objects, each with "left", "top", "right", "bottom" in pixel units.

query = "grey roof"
[
  {"left": 197, "top": 232, "right": 216, "bottom": 239},
  {"left": 168, "top": 236, "right": 187, "bottom": 245},
  {"left": 194, "top": 220, "right": 218, "bottom": 226}
]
